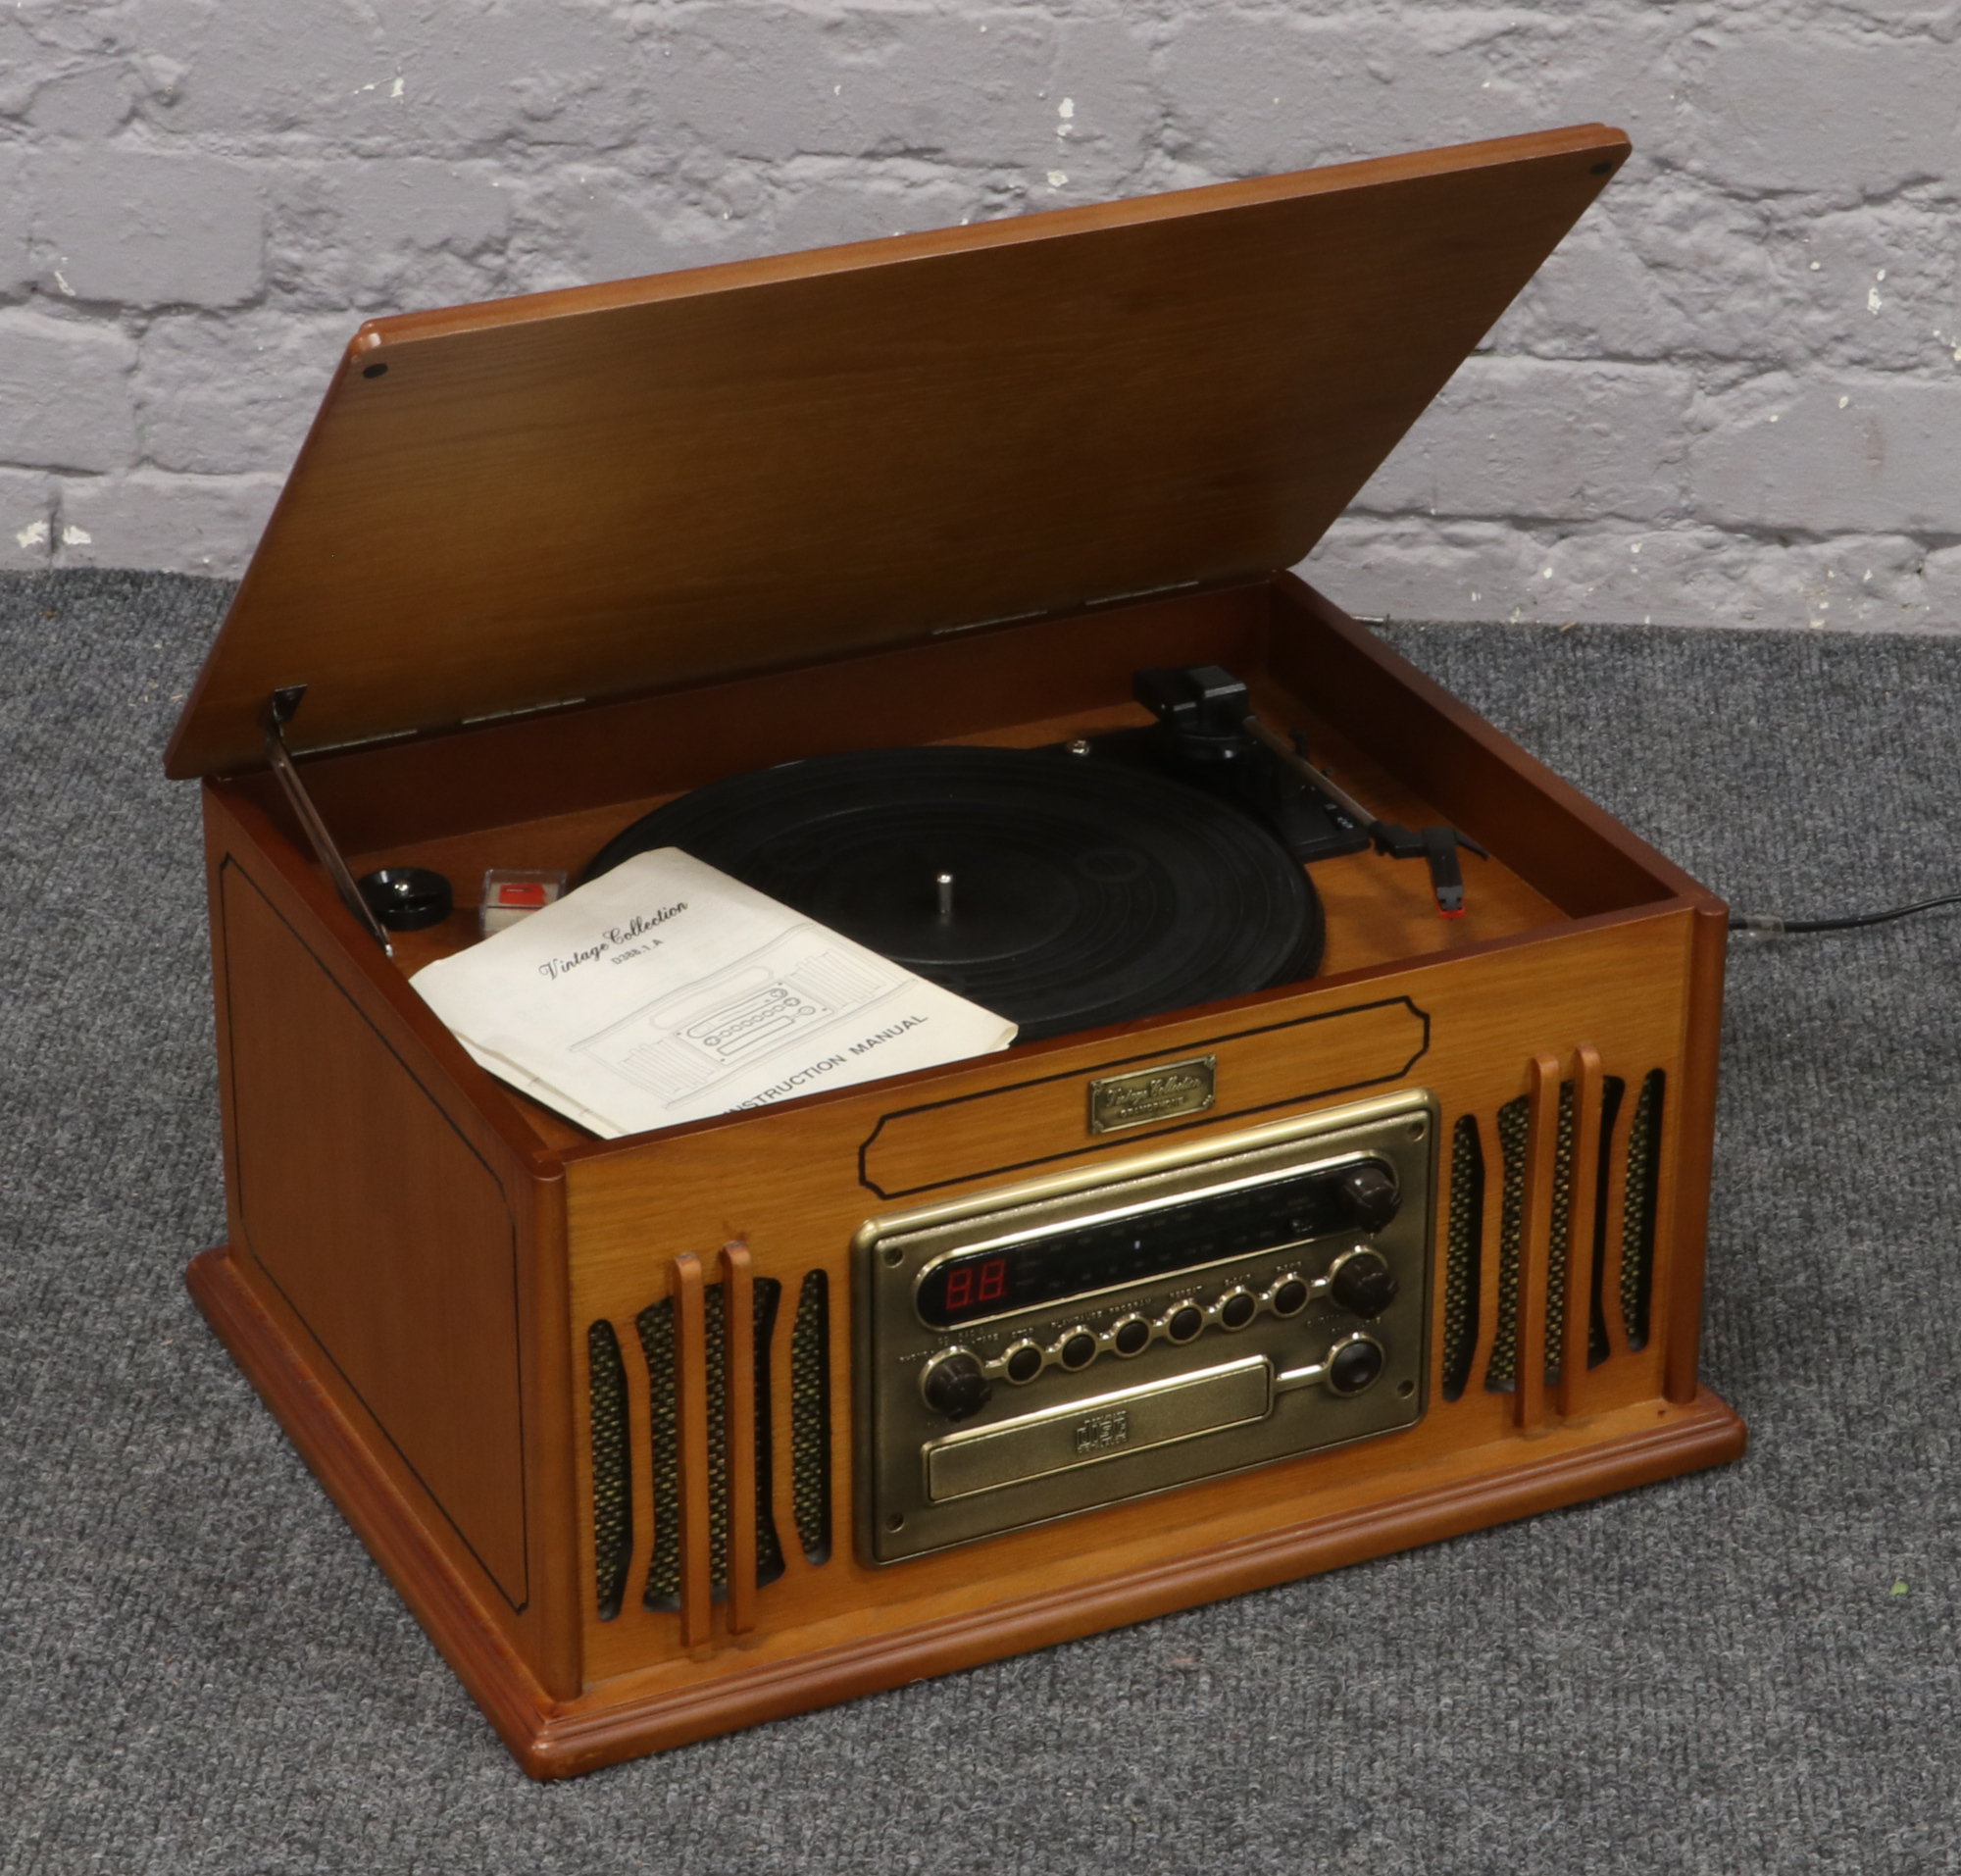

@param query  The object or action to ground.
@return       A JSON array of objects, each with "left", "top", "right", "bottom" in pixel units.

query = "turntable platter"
[{"left": 583, "top": 746, "right": 1323, "bottom": 1041}]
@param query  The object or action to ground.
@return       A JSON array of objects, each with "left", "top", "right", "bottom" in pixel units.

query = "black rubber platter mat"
[{"left": 583, "top": 745, "right": 1323, "bottom": 1041}]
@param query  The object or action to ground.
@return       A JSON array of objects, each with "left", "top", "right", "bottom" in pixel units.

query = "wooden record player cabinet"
[{"left": 169, "top": 124, "right": 1744, "bottom": 1777}]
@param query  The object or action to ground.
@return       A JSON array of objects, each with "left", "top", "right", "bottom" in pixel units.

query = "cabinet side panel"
[{"left": 218, "top": 853, "right": 530, "bottom": 1610}]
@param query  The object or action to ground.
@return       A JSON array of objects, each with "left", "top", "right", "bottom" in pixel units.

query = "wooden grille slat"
[
  {"left": 718, "top": 1242, "right": 758, "bottom": 1636},
  {"left": 633, "top": 1268, "right": 785, "bottom": 1633},
  {"left": 1557, "top": 1047, "right": 1604, "bottom": 1419},
  {"left": 1514, "top": 1053, "right": 1562, "bottom": 1430},
  {"left": 669, "top": 1252, "right": 714, "bottom": 1648}
]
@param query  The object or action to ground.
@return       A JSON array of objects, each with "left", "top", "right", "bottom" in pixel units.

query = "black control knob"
[
  {"left": 1326, "top": 1335, "right": 1385, "bottom": 1396},
  {"left": 1329, "top": 1248, "right": 1399, "bottom": 1318},
  {"left": 1336, "top": 1162, "right": 1401, "bottom": 1233},
  {"left": 920, "top": 1350, "right": 992, "bottom": 1422},
  {"left": 356, "top": 865, "right": 453, "bottom": 933}
]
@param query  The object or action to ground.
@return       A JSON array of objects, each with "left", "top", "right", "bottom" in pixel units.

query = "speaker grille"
[
  {"left": 1540, "top": 1079, "right": 1578, "bottom": 1386},
  {"left": 1440, "top": 1114, "right": 1483, "bottom": 1400},
  {"left": 1621, "top": 1069, "right": 1665, "bottom": 1350},
  {"left": 1588, "top": 1076, "right": 1627, "bottom": 1367},
  {"left": 789, "top": 1270, "right": 832, "bottom": 1566},
  {"left": 587, "top": 1318, "right": 632, "bottom": 1622},
  {"left": 1466, "top": 1060, "right": 1667, "bottom": 1399},
  {"left": 636, "top": 1279, "right": 784, "bottom": 1610},
  {"left": 1484, "top": 1093, "right": 1530, "bottom": 1392},
  {"left": 637, "top": 1296, "right": 683, "bottom": 1607},
  {"left": 750, "top": 1278, "right": 786, "bottom": 1590}
]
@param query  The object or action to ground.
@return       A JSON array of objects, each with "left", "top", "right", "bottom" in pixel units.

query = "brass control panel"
[{"left": 853, "top": 1090, "right": 1436, "bottom": 1563}]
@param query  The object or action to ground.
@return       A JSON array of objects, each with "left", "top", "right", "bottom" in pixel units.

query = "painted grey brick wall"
[{"left": 2, "top": 3, "right": 1958, "bottom": 633}]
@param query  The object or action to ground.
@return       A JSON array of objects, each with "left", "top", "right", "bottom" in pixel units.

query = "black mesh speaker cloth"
[{"left": 583, "top": 745, "right": 1324, "bottom": 1042}]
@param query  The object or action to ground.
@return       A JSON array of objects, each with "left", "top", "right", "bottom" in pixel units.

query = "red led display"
[{"left": 941, "top": 1257, "right": 1008, "bottom": 1311}]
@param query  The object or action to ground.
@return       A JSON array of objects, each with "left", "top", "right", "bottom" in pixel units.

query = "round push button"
[
  {"left": 1004, "top": 1343, "right": 1043, "bottom": 1384},
  {"left": 1219, "top": 1291, "right": 1257, "bottom": 1331},
  {"left": 1329, "top": 1248, "right": 1399, "bottom": 1319},
  {"left": 1060, "top": 1331, "right": 1099, "bottom": 1370},
  {"left": 1113, "top": 1316, "right": 1151, "bottom": 1356},
  {"left": 1269, "top": 1277, "right": 1310, "bottom": 1317},
  {"left": 1165, "top": 1304, "right": 1205, "bottom": 1344},
  {"left": 1326, "top": 1335, "right": 1385, "bottom": 1396}
]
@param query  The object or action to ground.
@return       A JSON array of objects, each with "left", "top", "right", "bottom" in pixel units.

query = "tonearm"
[{"left": 1132, "top": 665, "right": 1489, "bottom": 917}]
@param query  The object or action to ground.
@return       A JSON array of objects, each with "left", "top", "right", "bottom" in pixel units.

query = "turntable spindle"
[{"left": 936, "top": 872, "right": 955, "bottom": 919}]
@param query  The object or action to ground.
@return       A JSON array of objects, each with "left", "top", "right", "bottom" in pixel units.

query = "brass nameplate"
[{"left": 1087, "top": 1055, "right": 1217, "bottom": 1134}]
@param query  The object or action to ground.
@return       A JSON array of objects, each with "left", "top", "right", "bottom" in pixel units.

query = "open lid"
[{"left": 167, "top": 124, "right": 1629, "bottom": 779}]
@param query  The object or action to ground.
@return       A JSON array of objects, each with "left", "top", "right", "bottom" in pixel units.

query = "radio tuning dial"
[
  {"left": 1328, "top": 1247, "right": 1399, "bottom": 1318},
  {"left": 1337, "top": 1162, "right": 1401, "bottom": 1233},
  {"left": 920, "top": 1349, "right": 992, "bottom": 1422}
]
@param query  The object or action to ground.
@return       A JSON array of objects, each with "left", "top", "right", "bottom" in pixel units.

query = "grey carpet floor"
[{"left": 3, "top": 571, "right": 1957, "bottom": 1874}]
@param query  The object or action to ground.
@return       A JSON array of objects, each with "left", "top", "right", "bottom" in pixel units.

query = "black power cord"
[{"left": 1731, "top": 891, "right": 1961, "bottom": 939}]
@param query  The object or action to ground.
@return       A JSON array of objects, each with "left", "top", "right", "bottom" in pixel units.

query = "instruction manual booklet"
[{"left": 410, "top": 848, "right": 1018, "bottom": 1138}]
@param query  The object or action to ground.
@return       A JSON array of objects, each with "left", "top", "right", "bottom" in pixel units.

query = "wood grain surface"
[
  {"left": 562, "top": 906, "right": 1709, "bottom": 1686},
  {"left": 1514, "top": 1052, "right": 1562, "bottom": 1431},
  {"left": 195, "top": 788, "right": 581, "bottom": 1701},
  {"left": 181, "top": 510, "right": 1733, "bottom": 1772},
  {"left": 166, "top": 125, "right": 1627, "bottom": 778},
  {"left": 669, "top": 1253, "right": 713, "bottom": 1649},
  {"left": 1559, "top": 1045, "right": 1607, "bottom": 1420},
  {"left": 191, "top": 1232, "right": 1741, "bottom": 1779},
  {"left": 856, "top": 996, "right": 1432, "bottom": 1198},
  {"left": 167, "top": 117, "right": 1751, "bottom": 1778}
]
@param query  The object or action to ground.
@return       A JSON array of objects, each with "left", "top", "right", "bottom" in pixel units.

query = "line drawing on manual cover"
[{"left": 570, "top": 924, "right": 909, "bottom": 1106}]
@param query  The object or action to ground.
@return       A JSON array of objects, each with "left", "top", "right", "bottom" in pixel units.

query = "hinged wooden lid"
[{"left": 167, "top": 124, "right": 1628, "bottom": 779}]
